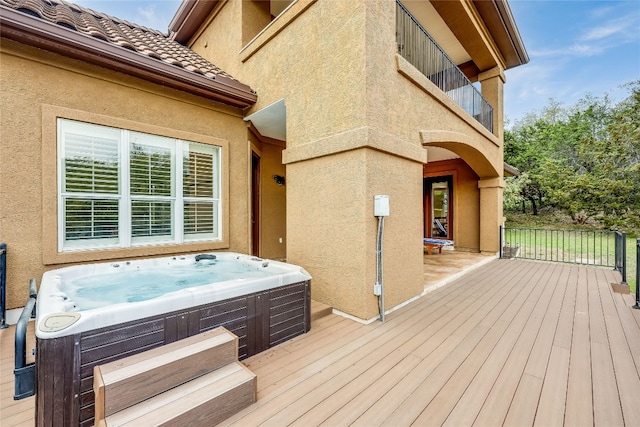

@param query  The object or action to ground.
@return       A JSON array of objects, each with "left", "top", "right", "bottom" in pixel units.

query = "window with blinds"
[
  {"left": 58, "top": 119, "right": 221, "bottom": 252},
  {"left": 183, "top": 142, "right": 218, "bottom": 240}
]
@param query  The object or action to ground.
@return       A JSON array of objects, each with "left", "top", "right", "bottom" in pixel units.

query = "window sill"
[{"left": 43, "top": 241, "right": 230, "bottom": 266}]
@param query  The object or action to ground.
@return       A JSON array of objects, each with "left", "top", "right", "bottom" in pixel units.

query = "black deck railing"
[
  {"left": 500, "top": 227, "right": 627, "bottom": 280},
  {"left": 396, "top": 0, "right": 494, "bottom": 132}
]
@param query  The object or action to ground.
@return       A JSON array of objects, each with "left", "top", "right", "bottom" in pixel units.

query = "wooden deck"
[{"left": 2, "top": 259, "right": 639, "bottom": 426}]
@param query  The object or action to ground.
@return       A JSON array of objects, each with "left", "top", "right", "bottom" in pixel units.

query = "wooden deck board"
[
  {"left": 2, "top": 259, "right": 638, "bottom": 427},
  {"left": 589, "top": 267, "right": 625, "bottom": 426},
  {"left": 473, "top": 263, "right": 570, "bottom": 426},
  {"left": 444, "top": 262, "right": 560, "bottom": 426},
  {"left": 377, "top": 261, "right": 542, "bottom": 426},
  {"left": 564, "top": 267, "right": 594, "bottom": 426},
  {"left": 429, "top": 262, "right": 555, "bottom": 426},
  {"left": 597, "top": 270, "right": 640, "bottom": 426},
  {"left": 227, "top": 261, "right": 514, "bottom": 426},
  {"left": 527, "top": 264, "right": 579, "bottom": 426},
  {"left": 530, "top": 346, "right": 570, "bottom": 427}
]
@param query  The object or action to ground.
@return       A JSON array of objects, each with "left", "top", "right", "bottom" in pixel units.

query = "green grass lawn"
[{"left": 505, "top": 211, "right": 638, "bottom": 294}]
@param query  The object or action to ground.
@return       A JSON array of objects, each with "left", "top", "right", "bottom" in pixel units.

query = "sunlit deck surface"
[{"left": 2, "top": 258, "right": 639, "bottom": 426}]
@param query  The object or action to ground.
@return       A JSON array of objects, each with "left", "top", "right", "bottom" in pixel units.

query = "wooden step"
[
  {"left": 311, "top": 299, "right": 332, "bottom": 322},
  {"left": 100, "top": 362, "right": 256, "bottom": 426},
  {"left": 94, "top": 327, "right": 238, "bottom": 420}
]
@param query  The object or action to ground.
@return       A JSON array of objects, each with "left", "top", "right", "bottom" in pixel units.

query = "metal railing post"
[
  {"left": 499, "top": 225, "right": 503, "bottom": 259},
  {"left": 616, "top": 230, "right": 628, "bottom": 285},
  {"left": 623, "top": 232, "right": 627, "bottom": 284}
]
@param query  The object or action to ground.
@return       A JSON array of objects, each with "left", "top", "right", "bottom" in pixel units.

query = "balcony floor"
[{"left": 2, "top": 259, "right": 639, "bottom": 426}]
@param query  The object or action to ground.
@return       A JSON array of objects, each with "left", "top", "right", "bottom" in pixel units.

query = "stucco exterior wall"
[
  {"left": 191, "top": 0, "right": 367, "bottom": 148},
  {"left": 249, "top": 131, "right": 287, "bottom": 260},
  {"left": 286, "top": 148, "right": 423, "bottom": 319},
  {"left": 0, "top": 41, "right": 250, "bottom": 309},
  {"left": 362, "top": 0, "right": 503, "bottom": 176},
  {"left": 184, "top": 0, "right": 507, "bottom": 319}
]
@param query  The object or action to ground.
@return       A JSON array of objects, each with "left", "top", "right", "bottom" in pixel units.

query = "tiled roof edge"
[{"left": 0, "top": 2, "right": 257, "bottom": 108}]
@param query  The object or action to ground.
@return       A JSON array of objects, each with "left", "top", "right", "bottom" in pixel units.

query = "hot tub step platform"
[
  {"left": 94, "top": 326, "right": 256, "bottom": 426},
  {"left": 98, "top": 361, "right": 256, "bottom": 427},
  {"left": 94, "top": 327, "right": 239, "bottom": 418}
]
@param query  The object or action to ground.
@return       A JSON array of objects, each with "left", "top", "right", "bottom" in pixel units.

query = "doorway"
[
  {"left": 251, "top": 151, "right": 260, "bottom": 256},
  {"left": 424, "top": 176, "right": 453, "bottom": 240}
]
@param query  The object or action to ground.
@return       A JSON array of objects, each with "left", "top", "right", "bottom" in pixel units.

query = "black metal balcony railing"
[{"left": 396, "top": 0, "right": 494, "bottom": 132}]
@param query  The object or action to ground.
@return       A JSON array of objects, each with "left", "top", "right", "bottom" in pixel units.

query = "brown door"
[
  {"left": 424, "top": 176, "right": 453, "bottom": 240},
  {"left": 251, "top": 152, "right": 260, "bottom": 256}
]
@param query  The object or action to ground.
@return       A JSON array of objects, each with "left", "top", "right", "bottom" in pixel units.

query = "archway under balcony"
[{"left": 421, "top": 129, "right": 504, "bottom": 254}]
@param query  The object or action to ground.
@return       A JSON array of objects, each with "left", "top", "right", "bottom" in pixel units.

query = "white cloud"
[
  {"left": 580, "top": 15, "right": 638, "bottom": 42},
  {"left": 529, "top": 13, "right": 637, "bottom": 59},
  {"left": 136, "top": 4, "right": 160, "bottom": 28},
  {"left": 530, "top": 44, "right": 604, "bottom": 58}
]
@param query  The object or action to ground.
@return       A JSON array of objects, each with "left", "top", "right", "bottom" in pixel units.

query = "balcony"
[{"left": 396, "top": 0, "right": 494, "bottom": 133}]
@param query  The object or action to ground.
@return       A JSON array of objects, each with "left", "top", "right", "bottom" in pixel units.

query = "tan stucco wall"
[
  {"left": 190, "top": 0, "right": 368, "bottom": 148},
  {"left": 286, "top": 148, "right": 423, "bottom": 319},
  {"left": 259, "top": 143, "right": 287, "bottom": 260},
  {"left": 249, "top": 131, "right": 287, "bottom": 260},
  {"left": 0, "top": 40, "right": 251, "bottom": 309},
  {"left": 186, "top": 0, "right": 506, "bottom": 319}
]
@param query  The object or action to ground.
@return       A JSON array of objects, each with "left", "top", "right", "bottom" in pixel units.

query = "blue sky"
[{"left": 74, "top": 0, "right": 639, "bottom": 125}]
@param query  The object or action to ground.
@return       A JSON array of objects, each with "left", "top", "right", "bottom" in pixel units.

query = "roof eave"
[
  {"left": 504, "top": 162, "right": 520, "bottom": 177},
  {"left": 169, "top": 0, "right": 219, "bottom": 44},
  {"left": 0, "top": 6, "right": 257, "bottom": 109},
  {"left": 474, "top": 0, "right": 530, "bottom": 70}
]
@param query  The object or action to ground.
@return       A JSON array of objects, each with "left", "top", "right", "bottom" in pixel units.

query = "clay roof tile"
[{"left": 0, "top": 0, "right": 248, "bottom": 90}]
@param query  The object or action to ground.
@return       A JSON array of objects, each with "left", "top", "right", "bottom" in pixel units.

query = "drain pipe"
[{"left": 373, "top": 196, "right": 390, "bottom": 322}]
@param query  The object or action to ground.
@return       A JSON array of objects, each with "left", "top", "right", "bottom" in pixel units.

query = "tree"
[{"left": 504, "top": 81, "right": 640, "bottom": 233}]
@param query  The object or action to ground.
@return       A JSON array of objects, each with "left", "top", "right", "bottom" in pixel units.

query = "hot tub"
[{"left": 33, "top": 253, "right": 311, "bottom": 427}]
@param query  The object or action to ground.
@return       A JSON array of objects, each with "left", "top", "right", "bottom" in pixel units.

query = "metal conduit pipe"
[
  {"left": 375, "top": 216, "right": 385, "bottom": 322},
  {"left": 1, "top": 243, "right": 7, "bottom": 329}
]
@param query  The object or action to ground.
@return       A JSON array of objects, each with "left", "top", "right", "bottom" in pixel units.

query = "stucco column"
[
  {"left": 283, "top": 128, "right": 426, "bottom": 321},
  {"left": 478, "top": 177, "right": 505, "bottom": 254},
  {"left": 479, "top": 67, "right": 506, "bottom": 141}
]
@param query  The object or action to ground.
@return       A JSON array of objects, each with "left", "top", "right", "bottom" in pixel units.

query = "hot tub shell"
[{"left": 33, "top": 253, "right": 311, "bottom": 427}]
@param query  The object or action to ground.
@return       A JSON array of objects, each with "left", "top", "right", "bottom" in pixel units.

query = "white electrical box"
[{"left": 374, "top": 195, "right": 390, "bottom": 217}]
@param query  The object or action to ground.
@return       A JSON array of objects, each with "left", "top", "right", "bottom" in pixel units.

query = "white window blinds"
[
  {"left": 183, "top": 142, "right": 219, "bottom": 239},
  {"left": 58, "top": 119, "right": 222, "bottom": 252}
]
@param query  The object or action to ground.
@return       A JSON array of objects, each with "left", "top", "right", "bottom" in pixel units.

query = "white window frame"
[{"left": 57, "top": 118, "right": 222, "bottom": 252}]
